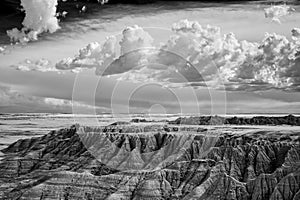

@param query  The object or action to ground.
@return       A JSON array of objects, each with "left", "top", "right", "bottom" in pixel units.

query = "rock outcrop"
[{"left": 0, "top": 124, "right": 299, "bottom": 199}]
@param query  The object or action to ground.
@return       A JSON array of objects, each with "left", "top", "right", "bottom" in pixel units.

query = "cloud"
[
  {"left": 56, "top": 25, "right": 154, "bottom": 75},
  {"left": 7, "top": 0, "right": 60, "bottom": 43},
  {"left": 226, "top": 98, "right": 300, "bottom": 114},
  {"left": 11, "top": 59, "right": 60, "bottom": 73},
  {"left": 56, "top": 37, "right": 117, "bottom": 74},
  {"left": 44, "top": 97, "right": 103, "bottom": 110},
  {"left": 0, "top": 46, "right": 7, "bottom": 54},
  {"left": 6, "top": 0, "right": 110, "bottom": 43},
  {"left": 52, "top": 20, "right": 300, "bottom": 91},
  {"left": 0, "top": 84, "right": 107, "bottom": 113},
  {"left": 264, "top": 4, "right": 294, "bottom": 24}
]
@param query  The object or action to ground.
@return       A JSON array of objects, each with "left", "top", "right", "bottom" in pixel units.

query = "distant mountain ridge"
[{"left": 169, "top": 114, "right": 300, "bottom": 126}]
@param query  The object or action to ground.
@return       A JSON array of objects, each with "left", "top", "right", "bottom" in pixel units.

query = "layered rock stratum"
[{"left": 0, "top": 123, "right": 299, "bottom": 199}]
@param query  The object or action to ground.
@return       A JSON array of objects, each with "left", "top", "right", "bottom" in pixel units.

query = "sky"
[{"left": 0, "top": 2, "right": 300, "bottom": 114}]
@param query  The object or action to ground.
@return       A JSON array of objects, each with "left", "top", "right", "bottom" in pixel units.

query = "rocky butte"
[{"left": 0, "top": 118, "right": 299, "bottom": 199}]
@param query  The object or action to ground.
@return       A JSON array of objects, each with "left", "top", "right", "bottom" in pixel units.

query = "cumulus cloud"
[
  {"left": 7, "top": 0, "right": 60, "bottom": 43},
  {"left": 55, "top": 20, "right": 300, "bottom": 91},
  {"left": 7, "top": 0, "right": 109, "bottom": 44},
  {"left": 56, "top": 25, "right": 154, "bottom": 75},
  {"left": 56, "top": 37, "right": 117, "bottom": 73},
  {"left": 264, "top": 4, "right": 294, "bottom": 24}
]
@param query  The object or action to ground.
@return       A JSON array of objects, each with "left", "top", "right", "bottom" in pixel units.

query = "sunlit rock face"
[{"left": 0, "top": 124, "right": 299, "bottom": 199}]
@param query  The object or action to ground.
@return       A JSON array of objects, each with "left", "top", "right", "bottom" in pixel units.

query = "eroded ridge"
[{"left": 0, "top": 124, "right": 299, "bottom": 199}]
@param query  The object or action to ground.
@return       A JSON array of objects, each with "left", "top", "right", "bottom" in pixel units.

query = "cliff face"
[{"left": 0, "top": 124, "right": 299, "bottom": 200}]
